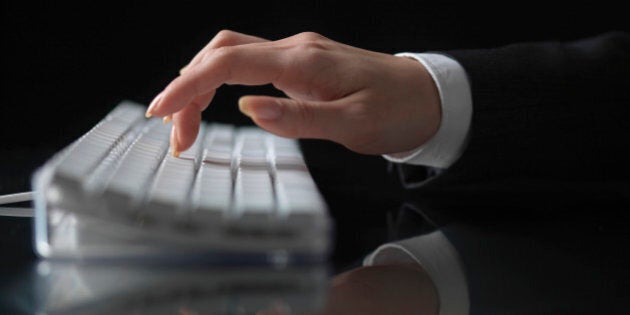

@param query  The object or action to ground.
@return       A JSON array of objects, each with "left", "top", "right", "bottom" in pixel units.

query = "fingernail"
[
  {"left": 179, "top": 65, "right": 188, "bottom": 75},
  {"left": 238, "top": 97, "right": 253, "bottom": 117},
  {"left": 163, "top": 115, "right": 172, "bottom": 124},
  {"left": 239, "top": 97, "right": 282, "bottom": 120},
  {"left": 170, "top": 126, "right": 180, "bottom": 157},
  {"left": 146, "top": 92, "right": 164, "bottom": 117}
]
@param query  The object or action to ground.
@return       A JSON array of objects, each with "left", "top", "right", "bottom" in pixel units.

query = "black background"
[
  {"left": 2, "top": 1, "right": 627, "bottom": 189},
  {"left": 1, "top": 1, "right": 628, "bottom": 265}
]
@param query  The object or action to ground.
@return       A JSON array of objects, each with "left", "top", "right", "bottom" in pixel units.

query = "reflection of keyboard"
[
  {"left": 32, "top": 101, "right": 332, "bottom": 264},
  {"left": 25, "top": 261, "right": 328, "bottom": 314}
]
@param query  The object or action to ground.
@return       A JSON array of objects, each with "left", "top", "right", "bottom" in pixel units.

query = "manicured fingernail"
[
  {"left": 239, "top": 97, "right": 282, "bottom": 120},
  {"left": 179, "top": 65, "right": 188, "bottom": 75},
  {"left": 238, "top": 97, "right": 253, "bottom": 117},
  {"left": 163, "top": 115, "right": 172, "bottom": 124},
  {"left": 170, "top": 126, "right": 179, "bottom": 157},
  {"left": 146, "top": 92, "right": 164, "bottom": 117}
]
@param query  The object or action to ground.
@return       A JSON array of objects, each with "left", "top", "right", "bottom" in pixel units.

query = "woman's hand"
[{"left": 146, "top": 30, "right": 441, "bottom": 156}]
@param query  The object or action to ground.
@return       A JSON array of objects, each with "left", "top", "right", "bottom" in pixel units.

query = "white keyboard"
[{"left": 32, "top": 101, "right": 332, "bottom": 264}]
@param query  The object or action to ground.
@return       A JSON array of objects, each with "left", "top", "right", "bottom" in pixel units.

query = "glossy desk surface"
[{"left": 1, "top": 142, "right": 629, "bottom": 314}]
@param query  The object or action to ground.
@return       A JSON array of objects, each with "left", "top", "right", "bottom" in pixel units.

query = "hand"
[
  {"left": 256, "top": 264, "right": 439, "bottom": 315},
  {"left": 146, "top": 30, "right": 441, "bottom": 156}
]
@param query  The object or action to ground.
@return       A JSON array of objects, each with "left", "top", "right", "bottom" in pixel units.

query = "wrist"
[{"left": 383, "top": 53, "right": 473, "bottom": 169}]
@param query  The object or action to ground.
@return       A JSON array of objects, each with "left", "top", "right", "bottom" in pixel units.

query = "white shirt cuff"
[
  {"left": 383, "top": 53, "right": 473, "bottom": 169},
  {"left": 363, "top": 230, "right": 470, "bottom": 315}
]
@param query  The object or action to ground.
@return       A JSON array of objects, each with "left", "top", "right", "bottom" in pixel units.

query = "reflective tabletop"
[{"left": 2, "top": 142, "right": 629, "bottom": 314}]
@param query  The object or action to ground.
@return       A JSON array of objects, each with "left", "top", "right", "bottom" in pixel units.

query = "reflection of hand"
[
  {"left": 257, "top": 263, "right": 439, "bottom": 315},
  {"left": 146, "top": 30, "right": 441, "bottom": 156}
]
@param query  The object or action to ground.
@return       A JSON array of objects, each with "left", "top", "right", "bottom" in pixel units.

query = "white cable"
[
  {"left": 0, "top": 207, "right": 34, "bottom": 217},
  {"left": 0, "top": 191, "right": 34, "bottom": 205}
]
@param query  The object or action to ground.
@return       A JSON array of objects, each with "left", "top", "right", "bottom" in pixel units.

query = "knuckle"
[
  {"left": 297, "top": 41, "right": 324, "bottom": 57},
  {"left": 211, "top": 46, "right": 236, "bottom": 62},
  {"left": 212, "top": 29, "right": 238, "bottom": 47},
  {"left": 293, "top": 32, "right": 328, "bottom": 53},
  {"left": 295, "top": 31, "right": 325, "bottom": 42},
  {"left": 288, "top": 32, "right": 335, "bottom": 73},
  {"left": 216, "top": 29, "right": 235, "bottom": 38},
  {"left": 293, "top": 42, "right": 327, "bottom": 68}
]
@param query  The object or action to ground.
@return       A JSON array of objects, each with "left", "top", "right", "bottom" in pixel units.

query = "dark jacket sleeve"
[{"left": 396, "top": 31, "right": 630, "bottom": 195}]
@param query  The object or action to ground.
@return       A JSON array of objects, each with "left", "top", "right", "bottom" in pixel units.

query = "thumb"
[{"left": 238, "top": 95, "right": 336, "bottom": 139}]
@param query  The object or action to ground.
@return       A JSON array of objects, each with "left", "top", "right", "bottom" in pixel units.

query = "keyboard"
[{"left": 32, "top": 101, "right": 332, "bottom": 265}]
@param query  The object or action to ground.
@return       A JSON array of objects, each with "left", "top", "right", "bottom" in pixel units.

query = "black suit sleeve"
[{"left": 396, "top": 31, "right": 630, "bottom": 194}]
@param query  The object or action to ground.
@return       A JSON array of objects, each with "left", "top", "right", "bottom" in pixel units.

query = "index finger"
[
  {"left": 148, "top": 43, "right": 289, "bottom": 117},
  {"left": 185, "top": 30, "right": 269, "bottom": 71}
]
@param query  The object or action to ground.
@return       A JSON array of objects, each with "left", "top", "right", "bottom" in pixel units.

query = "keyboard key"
[
  {"left": 236, "top": 128, "right": 269, "bottom": 167},
  {"left": 107, "top": 120, "right": 170, "bottom": 204},
  {"left": 202, "top": 124, "right": 235, "bottom": 164},
  {"left": 275, "top": 169, "right": 327, "bottom": 226},
  {"left": 191, "top": 163, "right": 233, "bottom": 224},
  {"left": 233, "top": 168, "right": 275, "bottom": 227}
]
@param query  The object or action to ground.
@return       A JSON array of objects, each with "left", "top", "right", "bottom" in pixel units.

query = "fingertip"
[
  {"left": 238, "top": 96, "right": 282, "bottom": 120},
  {"left": 238, "top": 96, "right": 253, "bottom": 117},
  {"left": 169, "top": 126, "right": 180, "bottom": 157},
  {"left": 238, "top": 96, "right": 309, "bottom": 140},
  {"left": 146, "top": 92, "right": 164, "bottom": 117},
  {"left": 179, "top": 64, "right": 189, "bottom": 75}
]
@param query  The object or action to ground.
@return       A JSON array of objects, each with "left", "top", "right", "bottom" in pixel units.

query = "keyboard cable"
[{"left": 0, "top": 191, "right": 34, "bottom": 217}]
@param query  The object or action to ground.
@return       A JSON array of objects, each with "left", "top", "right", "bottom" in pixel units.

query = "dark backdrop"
[{"left": 3, "top": 1, "right": 626, "bottom": 150}]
